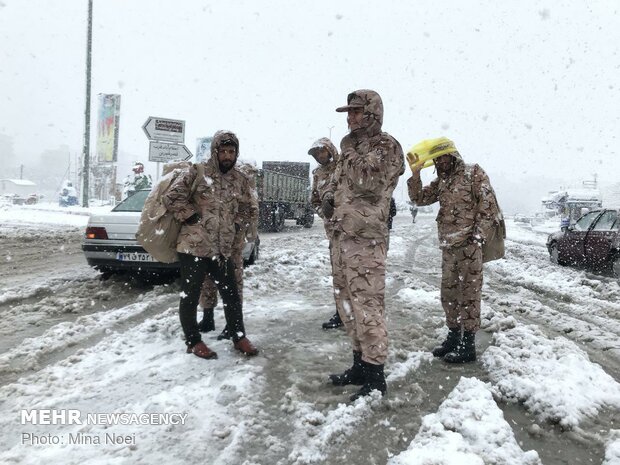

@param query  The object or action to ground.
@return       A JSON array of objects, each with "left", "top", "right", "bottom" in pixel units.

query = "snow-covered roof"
[
  {"left": 0, "top": 179, "right": 36, "bottom": 186},
  {"left": 546, "top": 188, "right": 601, "bottom": 203}
]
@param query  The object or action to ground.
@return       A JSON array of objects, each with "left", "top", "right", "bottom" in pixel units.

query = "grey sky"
[{"left": 1, "top": 0, "right": 619, "bottom": 212}]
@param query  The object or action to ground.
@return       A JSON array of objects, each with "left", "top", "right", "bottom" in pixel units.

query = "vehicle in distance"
[
  {"left": 256, "top": 161, "right": 314, "bottom": 232},
  {"left": 546, "top": 208, "right": 619, "bottom": 277},
  {"left": 82, "top": 189, "right": 259, "bottom": 278}
]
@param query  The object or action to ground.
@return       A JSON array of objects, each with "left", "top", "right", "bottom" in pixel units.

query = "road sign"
[
  {"left": 148, "top": 141, "right": 193, "bottom": 162},
  {"left": 142, "top": 117, "right": 185, "bottom": 143}
]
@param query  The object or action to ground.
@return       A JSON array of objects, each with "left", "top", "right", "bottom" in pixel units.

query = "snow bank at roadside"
[
  {"left": 388, "top": 377, "right": 541, "bottom": 465},
  {"left": 603, "top": 431, "right": 620, "bottom": 465},
  {"left": 482, "top": 325, "right": 620, "bottom": 428},
  {"left": 0, "top": 203, "right": 110, "bottom": 227},
  {"left": 0, "top": 307, "right": 265, "bottom": 465}
]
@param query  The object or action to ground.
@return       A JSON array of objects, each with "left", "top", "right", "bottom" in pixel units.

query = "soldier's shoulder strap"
[
  {"left": 190, "top": 163, "right": 205, "bottom": 195},
  {"left": 465, "top": 163, "right": 482, "bottom": 202}
]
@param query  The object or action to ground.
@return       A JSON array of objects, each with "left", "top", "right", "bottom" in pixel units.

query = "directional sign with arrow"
[
  {"left": 142, "top": 117, "right": 185, "bottom": 143},
  {"left": 148, "top": 141, "right": 193, "bottom": 162}
]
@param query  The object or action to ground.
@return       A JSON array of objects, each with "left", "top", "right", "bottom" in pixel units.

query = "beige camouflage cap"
[{"left": 335, "top": 93, "right": 366, "bottom": 112}]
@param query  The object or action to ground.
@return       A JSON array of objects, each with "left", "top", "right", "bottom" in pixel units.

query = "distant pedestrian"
[
  {"left": 323, "top": 89, "right": 404, "bottom": 400},
  {"left": 409, "top": 201, "right": 418, "bottom": 223},
  {"left": 122, "top": 162, "right": 152, "bottom": 199}
]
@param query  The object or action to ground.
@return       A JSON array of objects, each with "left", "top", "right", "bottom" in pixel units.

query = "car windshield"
[
  {"left": 573, "top": 211, "right": 601, "bottom": 231},
  {"left": 112, "top": 190, "right": 150, "bottom": 212},
  {"left": 592, "top": 211, "right": 618, "bottom": 231}
]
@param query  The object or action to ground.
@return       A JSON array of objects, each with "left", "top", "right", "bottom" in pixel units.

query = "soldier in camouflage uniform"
[
  {"left": 308, "top": 137, "right": 343, "bottom": 330},
  {"left": 197, "top": 162, "right": 259, "bottom": 339},
  {"left": 162, "top": 130, "right": 259, "bottom": 360},
  {"left": 322, "top": 90, "right": 405, "bottom": 400},
  {"left": 407, "top": 138, "right": 499, "bottom": 363}
]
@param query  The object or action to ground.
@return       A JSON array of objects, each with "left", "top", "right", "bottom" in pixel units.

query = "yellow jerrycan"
[{"left": 406, "top": 137, "right": 457, "bottom": 171}]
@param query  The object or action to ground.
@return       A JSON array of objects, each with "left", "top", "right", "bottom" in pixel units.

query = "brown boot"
[
  {"left": 234, "top": 337, "right": 258, "bottom": 356},
  {"left": 186, "top": 341, "right": 218, "bottom": 359}
]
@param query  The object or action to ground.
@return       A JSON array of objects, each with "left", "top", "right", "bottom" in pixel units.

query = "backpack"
[
  {"left": 470, "top": 164, "right": 506, "bottom": 263},
  {"left": 136, "top": 163, "right": 204, "bottom": 263}
]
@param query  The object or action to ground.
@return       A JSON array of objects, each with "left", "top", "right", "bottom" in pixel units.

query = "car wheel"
[
  {"left": 612, "top": 254, "right": 620, "bottom": 278},
  {"left": 303, "top": 213, "right": 314, "bottom": 228},
  {"left": 246, "top": 243, "right": 259, "bottom": 266},
  {"left": 549, "top": 242, "right": 564, "bottom": 266}
]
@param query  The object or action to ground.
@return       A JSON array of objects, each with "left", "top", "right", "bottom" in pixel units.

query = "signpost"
[
  {"left": 148, "top": 141, "right": 193, "bottom": 162},
  {"left": 142, "top": 117, "right": 193, "bottom": 174},
  {"left": 142, "top": 117, "right": 185, "bottom": 144}
]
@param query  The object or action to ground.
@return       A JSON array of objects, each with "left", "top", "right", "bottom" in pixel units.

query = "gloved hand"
[
  {"left": 322, "top": 193, "right": 335, "bottom": 219},
  {"left": 470, "top": 234, "right": 485, "bottom": 247},
  {"left": 406, "top": 151, "right": 423, "bottom": 173},
  {"left": 185, "top": 213, "right": 201, "bottom": 225}
]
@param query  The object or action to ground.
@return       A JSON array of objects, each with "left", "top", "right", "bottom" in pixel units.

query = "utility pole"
[
  {"left": 327, "top": 126, "right": 334, "bottom": 139},
  {"left": 81, "top": 0, "right": 93, "bottom": 207}
]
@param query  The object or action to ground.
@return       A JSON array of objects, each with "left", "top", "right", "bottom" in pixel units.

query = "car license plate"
[{"left": 116, "top": 252, "right": 155, "bottom": 262}]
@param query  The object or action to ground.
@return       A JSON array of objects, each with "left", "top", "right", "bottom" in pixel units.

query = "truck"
[{"left": 256, "top": 161, "right": 314, "bottom": 231}]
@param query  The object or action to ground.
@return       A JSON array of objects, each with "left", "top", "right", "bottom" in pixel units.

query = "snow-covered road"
[{"left": 0, "top": 205, "right": 618, "bottom": 465}]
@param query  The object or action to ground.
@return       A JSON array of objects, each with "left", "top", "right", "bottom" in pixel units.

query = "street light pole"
[
  {"left": 81, "top": 0, "right": 93, "bottom": 207},
  {"left": 327, "top": 126, "right": 334, "bottom": 139}
]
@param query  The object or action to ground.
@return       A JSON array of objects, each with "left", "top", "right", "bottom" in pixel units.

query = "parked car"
[
  {"left": 546, "top": 208, "right": 620, "bottom": 276},
  {"left": 82, "top": 189, "right": 260, "bottom": 278}
]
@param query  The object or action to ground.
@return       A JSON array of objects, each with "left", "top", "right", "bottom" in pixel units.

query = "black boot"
[
  {"left": 350, "top": 361, "right": 387, "bottom": 401},
  {"left": 198, "top": 308, "right": 215, "bottom": 333},
  {"left": 444, "top": 331, "right": 476, "bottom": 363},
  {"left": 432, "top": 328, "right": 461, "bottom": 357},
  {"left": 322, "top": 312, "right": 343, "bottom": 330},
  {"left": 216, "top": 326, "right": 231, "bottom": 341},
  {"left": 329, "top": 351, "right": 364, "bottom": 386}
]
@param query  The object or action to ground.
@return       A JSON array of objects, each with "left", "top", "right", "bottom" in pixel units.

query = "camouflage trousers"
[
  {"left": 200, "top": 252, "right": 244, "bottom": 309},
  {"left": 332, "top": 233, "right": 388, "bottom": 365},
  {"left": 441, "top": 241, "right": 483, "bottom": 332}
]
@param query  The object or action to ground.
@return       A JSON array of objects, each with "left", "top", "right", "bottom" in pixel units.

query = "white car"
[{"left": 82, "top": 189, "right": 260, "bottom": 278}]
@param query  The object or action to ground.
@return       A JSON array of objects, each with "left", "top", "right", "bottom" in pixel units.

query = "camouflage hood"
[
  {"left": 436, "top": 150, "right": 465, "bottom": 177},
  {"left": 336, "top": 89, "right": 383, "bottom": 139},
  {"left": 308, "top": 137, "right": 340, "bottom": 163},
  {"left": 210, "top": 130, "right": 239, "bottom": 171}
]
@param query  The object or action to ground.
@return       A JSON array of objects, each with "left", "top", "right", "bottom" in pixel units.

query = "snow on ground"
[
  {"left": 0, "top": 202, "right": 111, "bottom": 227},
  {"left": 604, "top": 431, "right": 620, "bottom": 465},
  {"left": 0, "top": 290, "right": 173, "bottom": 375},
  {"left": 285, "top": 391, "right": 382, "bottom": 465},
  {"left": 0, "top": 270, "right": 98, "bottom": 305},
  {"left": 388, "top": 377, "right": 541, "bottom": 465},
  {"left": 0, "top": 307, "right": 264, "bottom": 465},
  {"left": 489, "top": 220, "right": 620, "bottom": 361},
  {"left": 482, "top": 325, "right": 620, "bottom": 429},
  {"left": 0, "top": 206, "right": 618, "bottom": 464}
]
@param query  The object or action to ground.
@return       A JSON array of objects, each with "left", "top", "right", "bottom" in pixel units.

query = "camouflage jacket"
[
  {"left": 407, "top": 153, "right": 499, "bottom": 249},
  {"left": 325, "top": 90, "right": 405, "bottom": 240},
  {"left": 161, "top": 131, "right": 258, "bottom": 258},
  {"left": 309, "top": 138, "right": 339, "bottom": 237},
  {"left": 232, "top": 162, "right": 259, "bottom": 255}
]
